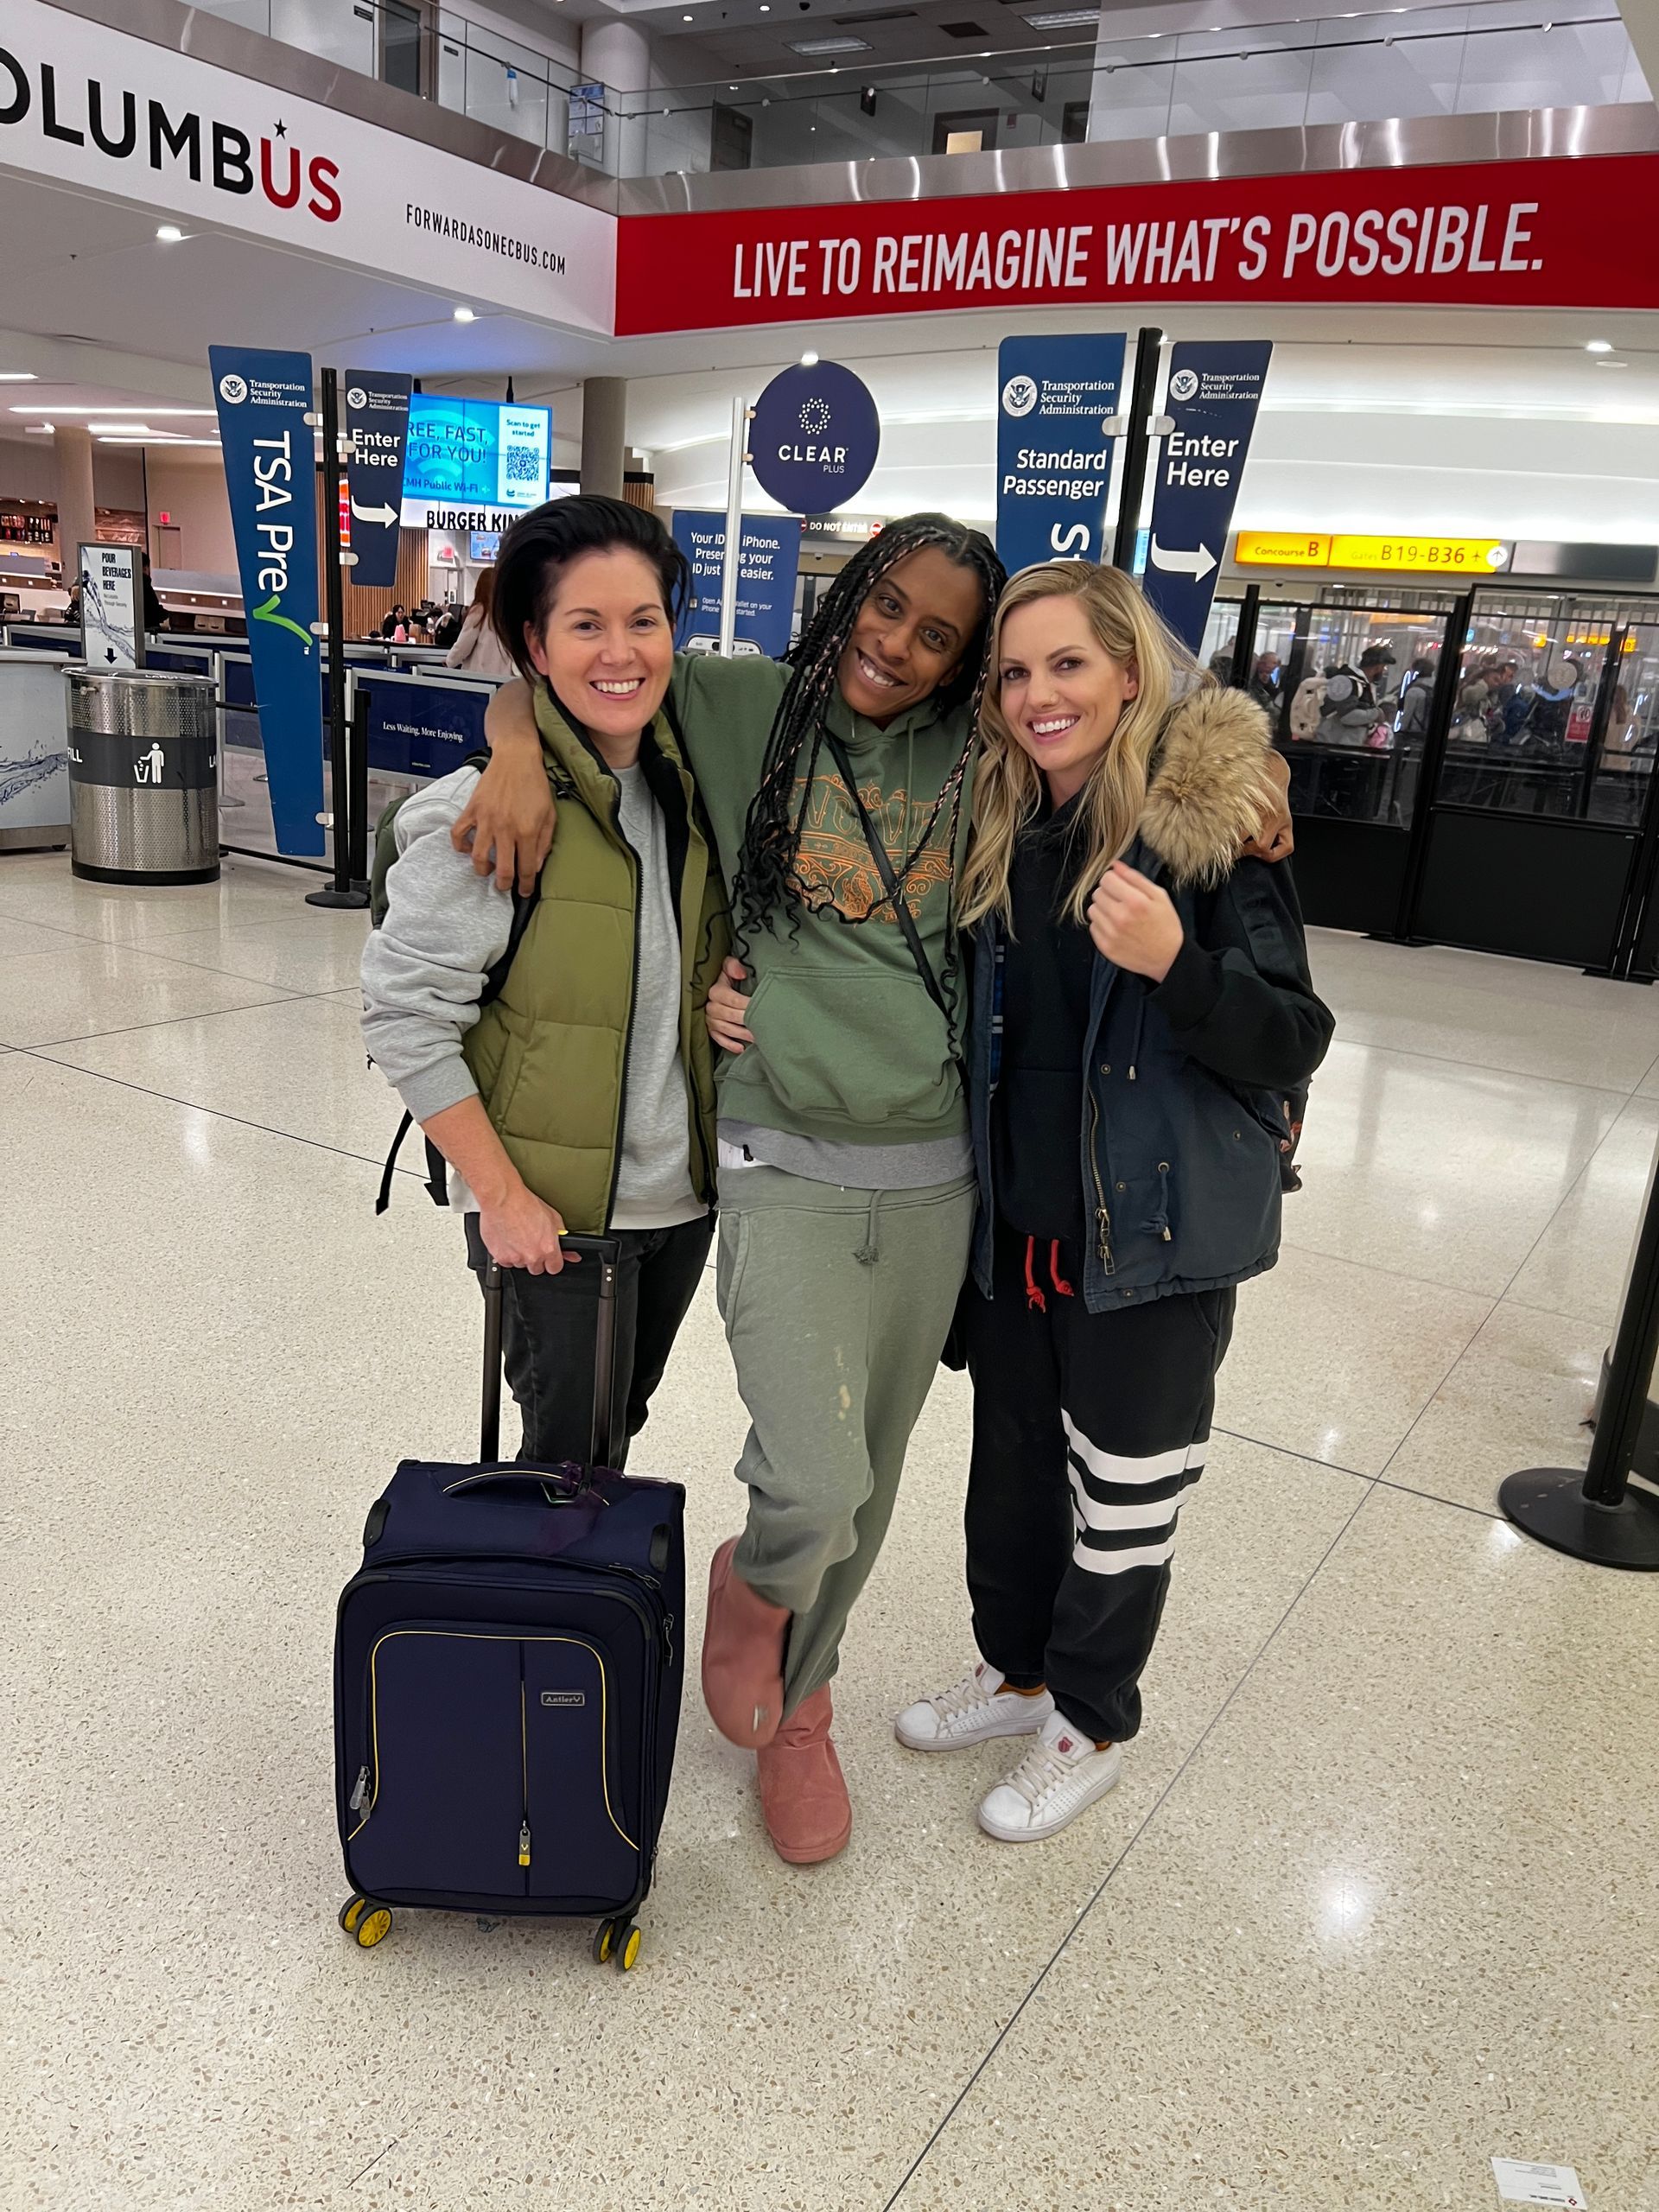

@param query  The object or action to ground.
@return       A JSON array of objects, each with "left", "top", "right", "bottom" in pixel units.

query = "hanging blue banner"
[
  {"left": 748, "top": 362, "right": 879, "bottom": 514},
  {"left": 1142, "top": 340, "right": 1274, "bottom": 652},
  {"left": 343, "top": 371, "right": 411, "bottom": 588},
  {"left": 671, "top": 510, "right": 801, "bottom": 660},
  {"left": 995, "top": 334, "right": 1127, "bottom": 575},
  {"left": 210, "top": 345, "right": 324, "bottom": 855}
]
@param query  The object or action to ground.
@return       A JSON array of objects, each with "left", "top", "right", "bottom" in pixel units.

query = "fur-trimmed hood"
[{"left": 1137, "top": 682, "right": 1281, "bottom": 889}]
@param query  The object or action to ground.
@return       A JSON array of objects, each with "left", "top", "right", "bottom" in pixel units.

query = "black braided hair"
[{"left": 733, "top": 514, "right": 1006, "bottom": 947}]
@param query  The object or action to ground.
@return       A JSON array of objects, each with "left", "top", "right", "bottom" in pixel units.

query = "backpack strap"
[{"left": 376, "top": 1110, "right": 451, "bottom": 1216}]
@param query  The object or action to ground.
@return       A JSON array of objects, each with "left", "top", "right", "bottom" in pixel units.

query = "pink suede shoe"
[
  {"left": 756, "top": 1688, "right": 852, "bottom": 1866},
  {"left": 702, "top": 1535, "right": 789, "bottom": 1749}
]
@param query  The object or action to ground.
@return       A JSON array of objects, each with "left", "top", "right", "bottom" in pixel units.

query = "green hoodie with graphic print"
[{"left": 668, "top": 651, "right": 976, "bottom": 1148}]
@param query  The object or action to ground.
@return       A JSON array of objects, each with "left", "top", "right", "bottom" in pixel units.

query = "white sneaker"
[
  {"left": 894, "top": 1661, "right": 1054, "bottom": 1752},
  {"left": 977, "top": 1710, "right": 1123, "bottom": 1842}
]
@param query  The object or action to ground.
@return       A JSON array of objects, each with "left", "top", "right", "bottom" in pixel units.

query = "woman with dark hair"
[
  {"left": 445, "top": 565, "right": 514, "bottom": 677},
  {"left": 360, "top": 495, "right": 730, "bottom": 1472}
]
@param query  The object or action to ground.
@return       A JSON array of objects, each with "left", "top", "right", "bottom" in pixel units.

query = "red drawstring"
[{"left": 1024, "top": 1236, "right": 1076, "bottom": 1310}]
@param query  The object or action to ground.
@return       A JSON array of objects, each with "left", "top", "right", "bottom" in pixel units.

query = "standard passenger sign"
[
  {"left": 614, "top": 153, "right": 1659, "bottom": 334},
  {"left": 995, "top": 334, "right": 1126, "bottom": 575},
  {"left": 1141, "top": 340, "right": 1272, "bottom": 652}
]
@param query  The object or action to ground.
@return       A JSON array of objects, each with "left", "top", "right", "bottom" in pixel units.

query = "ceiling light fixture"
[
  {"left": 800, "top": 350, "right": 819, "bottom": 365},
  {"left": 9, "top": 404, "right": 218, "bottom": 417},
  {"left": 1595, "top": 359, "right": 1629, "bottom": 369},
  {"left": 25, "top": 422, "right": 54, "bottom": 434},
  {"left": 789, "top": 32, "right": 869, "bottom": 50},
  {"left": 0, "top": 372, "right": 36, "bottom": 383},
  {"left": 156, "top": 224, "right": 184, "bottom": 242},
  {"left": 453, "top": 306, "right": 476, "bottom": 321},
  {"left": 1586, "top": 339, "right": 1614, "bottom": 353},
  {"left": 1021, "top": 6, "right": 1099, "bottom": 24}
]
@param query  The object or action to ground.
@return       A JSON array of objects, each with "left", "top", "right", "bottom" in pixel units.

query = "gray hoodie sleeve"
[{"left": 359, "top": 766, "right": 515, "bottom": 1124}]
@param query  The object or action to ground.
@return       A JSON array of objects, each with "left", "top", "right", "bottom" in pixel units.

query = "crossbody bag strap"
[{"left": 823, "top": 729, "right": 950, "bottom": 1025}]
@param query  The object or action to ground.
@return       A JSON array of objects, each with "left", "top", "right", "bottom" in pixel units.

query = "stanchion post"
[
  {"left": 307, "top": 365, "right": 369, "bottom": 911},
  {"left": 347, "top": 670, "right": 370, "bottom": 894},
  {"left": 1389, "top": 585, "right": 1473, "bottom": 944},
  {"left": 1109, "top": 326, "right": 1163, "bottom": 576},
  {"left": 1229, "top": 584, "right": 1262, "bottom": 690},
  {"left": 1500, "top": 1132, "right": 1659, "bottom": 1567}
]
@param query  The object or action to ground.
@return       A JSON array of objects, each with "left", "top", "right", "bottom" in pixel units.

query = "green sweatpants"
[{"left": 715, "top": 1164, "right": 977, "bottom": 1715}]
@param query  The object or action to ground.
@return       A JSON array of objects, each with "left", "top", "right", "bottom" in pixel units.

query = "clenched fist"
[{"left": 1087, "top": 861, "right": 1185, "bottom": 982}]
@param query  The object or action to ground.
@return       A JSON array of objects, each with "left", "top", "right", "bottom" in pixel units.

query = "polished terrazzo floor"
[{"left": 3, "top": 851, "right": 1656, "bottom": 2212}]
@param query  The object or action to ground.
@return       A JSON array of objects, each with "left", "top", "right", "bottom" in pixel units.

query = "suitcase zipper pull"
[
  {"left": 518, "top": 1821, "right": 531, "bottom": 1869},
  {"left": 349, "top": 1764, "right": 372, "bottom": 1815}
]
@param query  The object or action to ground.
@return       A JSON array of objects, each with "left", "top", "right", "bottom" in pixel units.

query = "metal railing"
[{"left": 189, "top": 0, "right": 1647, "bottom": 181}]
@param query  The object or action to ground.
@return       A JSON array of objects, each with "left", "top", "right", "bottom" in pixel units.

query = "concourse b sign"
[
  {"left": 1142, "top": 340, "right": 1272, "bottom": 652},
  {"left": 995, "top": 334, "right": 1127, "bottom": 575}
]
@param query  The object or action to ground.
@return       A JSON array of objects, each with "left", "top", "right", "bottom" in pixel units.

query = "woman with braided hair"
[
  {"left": 461, "top": 513, "right": 1000, "bottom": 1865},
  {"left": 455, "top": 512, "right": 1293, "bottom": 1867}
]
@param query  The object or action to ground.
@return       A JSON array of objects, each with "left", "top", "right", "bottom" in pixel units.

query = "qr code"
[{"left": 505, "top": 444, "right": 541, "bottom": 485}]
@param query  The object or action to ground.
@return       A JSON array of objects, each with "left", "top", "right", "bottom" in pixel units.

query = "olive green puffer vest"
[{"left": 461, "top": 692, "right": 730, "bottom": 1232}]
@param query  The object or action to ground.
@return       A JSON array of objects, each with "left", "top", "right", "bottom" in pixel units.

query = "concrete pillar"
[
  {"left": 581, "top": 378, "right": 628, "bottom": 499},
  {"left": 53, "top": 423, "right": 97, "bottom": 585},
  {"left": 580, "top": 17, "right": 651, "bottom": 177}
]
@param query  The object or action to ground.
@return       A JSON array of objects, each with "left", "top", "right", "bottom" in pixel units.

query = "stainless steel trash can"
[{"left": 66, "top": 668, "right": 219, "bottom": 885}]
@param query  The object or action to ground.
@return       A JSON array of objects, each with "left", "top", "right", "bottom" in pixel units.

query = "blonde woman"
[{"left": 892, "top": 564, "right": 1332, "bottom": 1842}]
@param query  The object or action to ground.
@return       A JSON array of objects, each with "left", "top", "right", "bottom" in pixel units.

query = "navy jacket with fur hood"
[{"left": 966, "top": 683, "right": 1334, "bottom": 1313}]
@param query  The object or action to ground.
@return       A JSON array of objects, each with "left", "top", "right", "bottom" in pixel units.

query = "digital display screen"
[
  {"left": 469, "top": 531, "right": 501, "bottom": 563},
  {"left": 403, "top": 397, "right": 551, "bottom": 512}
]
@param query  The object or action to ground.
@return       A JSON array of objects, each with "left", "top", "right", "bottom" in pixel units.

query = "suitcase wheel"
[
  {"left": 339, "top": 1894, "right": 393, "bottom": 1948},
  {"left": 617, "top": 1925, "right": 642, "bottom": 1973},
  {"left": 592, "top": 1918, "right": 616, "bottom": 1966},
  {"left": 354, "top": 1905, "right": 393, "bottom": 1949}
]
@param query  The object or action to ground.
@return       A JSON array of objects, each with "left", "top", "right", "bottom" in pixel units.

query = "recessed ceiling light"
[
  {"left": 790, "top": 33, "right": 870, "bottom": 51},
  {"left": 1595, "top": 359, "right": 1629, "bottom": 368},
  {"left": 1586, "top": 340, "right": 1614, "bottom": 353},
  {"left": 156, "top": 224, "right": 183, "bottom": 242},
  {"left": 800, "top": 351, "right": 819, "bottom": 365},
  {"left": 453, "top": 306, "right": 476, "bottom": 322},
  {"left": 10, "top": 404, "right": 215, "bottom": 416},
  {"left": 0, "top": 372, "right": 35, "bottom": 383},
  {"left": 1021, "top": 6, "right": 1098, "bottom": 23},
  {"left": 25, "top": 422, "right": 54, "bottom": 434}
]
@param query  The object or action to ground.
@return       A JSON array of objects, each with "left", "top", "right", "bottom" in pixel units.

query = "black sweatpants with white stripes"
[{"left": 963, "top": 1224, "right": 1236, "bottom": 1747}]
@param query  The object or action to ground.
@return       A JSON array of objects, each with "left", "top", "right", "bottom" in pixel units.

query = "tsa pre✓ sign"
[
  {"left": 210, "top": 344, "right": 324, "bottom": 857},
  {"left": 995, "top": 334, "right": 1127, "bottom": 575}
]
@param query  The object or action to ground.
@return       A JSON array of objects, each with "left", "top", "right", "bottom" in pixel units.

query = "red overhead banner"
[{"left": 616, "top": 152, "right": 1659, "bottom": 335}]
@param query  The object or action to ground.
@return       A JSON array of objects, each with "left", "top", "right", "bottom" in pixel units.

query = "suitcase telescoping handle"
[{"left": 480, "top": 1239, "right": 620, "bottom": 1468}]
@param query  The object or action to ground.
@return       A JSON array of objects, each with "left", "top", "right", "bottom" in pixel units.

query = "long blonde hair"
[{"left": 957, "top": 563, "right": 1198, "bottom": 931}]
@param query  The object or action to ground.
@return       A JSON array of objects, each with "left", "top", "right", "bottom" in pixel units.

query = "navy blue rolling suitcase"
[{"left": 334, "top": 1239, "right": 685, "bottom": 1970}]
